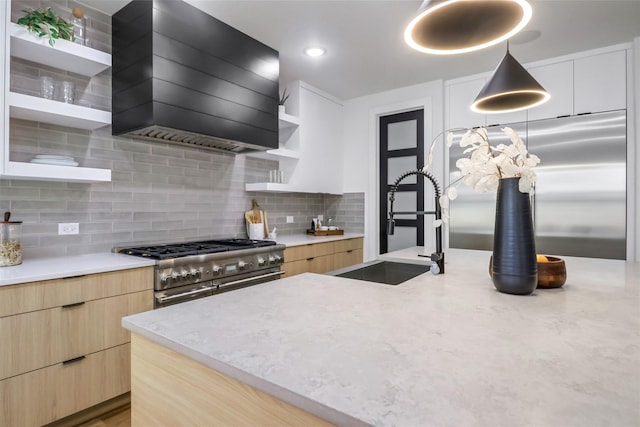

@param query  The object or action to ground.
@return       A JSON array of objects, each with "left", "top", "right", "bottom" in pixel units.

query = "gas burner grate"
[{"left": 121, "top": 243, "right": 230, "bottom": 259}]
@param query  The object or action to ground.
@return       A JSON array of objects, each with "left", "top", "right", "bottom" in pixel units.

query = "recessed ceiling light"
[{"left": 305, "top": 47, "right": 326, "bottom": 57}]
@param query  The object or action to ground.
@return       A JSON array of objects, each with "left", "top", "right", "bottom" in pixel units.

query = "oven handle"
[
  {"left": 158, "top": 286, "right": 216, "bottom": 303},
  {"left": 218, "top": 271, "right": 285, "bottom": 290}
]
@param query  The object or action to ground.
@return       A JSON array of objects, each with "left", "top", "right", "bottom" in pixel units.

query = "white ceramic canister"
[{"left": 0, "top": 212, "right": 22, "bottom": 267}]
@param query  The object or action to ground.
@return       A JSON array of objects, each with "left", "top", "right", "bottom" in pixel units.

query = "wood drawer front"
[
  {"left": 0, "top": 267, "right": 153, "bottom": 318},
  {"left": 0, "top": 343, "right": 131, "bottom": 427},
  {"left": 282, "top": 255, "right": 334, "bottom": 277},
  {"left": 0, "top": 290, "right": 151, "bottom": 380},
  {"left": 333, "top": 249, "right": 363, "bottom": 271},
  {"left": 284, "top": 242, "right": 334, "bottom": 262},
  {"left": 333, "top": 238, "right": 363, "bottom": 253}
]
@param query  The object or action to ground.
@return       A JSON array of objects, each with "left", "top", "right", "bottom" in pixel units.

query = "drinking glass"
[
  {"left": 39, "top": 76, "right": 54, "bottom": 99},
  {"left": 61, "top": 81, "right": 75, "bottom": 104}
]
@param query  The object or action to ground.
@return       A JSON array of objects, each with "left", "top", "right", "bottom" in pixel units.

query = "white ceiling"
[{"left": 80, "top": 0, "right": 640, "bottom": 100}]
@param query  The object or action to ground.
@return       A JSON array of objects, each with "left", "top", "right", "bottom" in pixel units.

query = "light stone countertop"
[
  {"left": 0, "top": 253, "right": 156, "bottom": 286},
  {"left": 275, "top": 233, "right": 364, "bottom": 247},
  {"left": 122, "top": 249, "right": 640, "bottom": 427}
]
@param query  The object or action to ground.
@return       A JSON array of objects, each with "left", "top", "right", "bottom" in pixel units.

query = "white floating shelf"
[
  {"left": 279, "top": 112, "right": 300, "bottom": 129},
  {"left": 9, "top": 92, "right": 111, "bottom": 130},
  {"left": 245, "top": 148, "right": 300, "bottom": 161},
  {"left": 245, "top": 182, "right": 305, "bottom": 193},
  {"left": 4, "top": 161, "right": 111, "bottom": 183},
  {"left": 9, "top": 22, "right": 111, "bottom": 76}
]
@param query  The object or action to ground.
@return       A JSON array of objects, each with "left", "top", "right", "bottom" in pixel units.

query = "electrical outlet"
[
  {"left": 317, "top": 214, "right": 324, "bottom": 221},
  {"left": 286, "top": 216, "right": 294, "bottom": 223},
  {"left": 58, "top": 223, "right": 79, "bottom": 235}
]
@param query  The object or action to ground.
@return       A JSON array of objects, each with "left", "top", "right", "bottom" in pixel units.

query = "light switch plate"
[
  {"left": 317, "top": 214, "right": 324, "bottom": 221},
  {"left": 286, "top": 216, "right": 294, "bottom": 223},
  {"left": 58, "top": 223, "right": 79, "bottom": 235}
]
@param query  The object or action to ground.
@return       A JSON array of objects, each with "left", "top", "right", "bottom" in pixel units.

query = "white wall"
[
  {"left": 342, "top": 80, "right": 443, "bottom": 262},
  {"left": 342, "top": 41, "right": 640, "bottom": 263},
  {"left": 634, "top": 37, "right": 640, "bottom": 261}
]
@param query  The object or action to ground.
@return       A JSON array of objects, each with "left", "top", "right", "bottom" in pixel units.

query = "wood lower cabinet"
[
  {"left": 282, "top": 238, "right": 363, "bottom": 277},
  {"left": 0, "top": 267, "right": 153, "bottom": 426}
]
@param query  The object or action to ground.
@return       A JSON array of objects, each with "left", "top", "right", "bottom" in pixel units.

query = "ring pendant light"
[
  {"left": 471, "top": 42, "right": 550, "bottom": 113},
  {"left": 404, "top": 0, "right": 533, "bottom": 55}
]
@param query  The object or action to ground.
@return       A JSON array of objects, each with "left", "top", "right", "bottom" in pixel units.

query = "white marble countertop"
[
  {"left": 0, "top": 253, "right": 156, "bottom": 286},
  {"left": 275, "top": 232, "right": 364, "bottom": 247},
  {"left": 122, "top": 249, "right": 640, "bottom": 426}
]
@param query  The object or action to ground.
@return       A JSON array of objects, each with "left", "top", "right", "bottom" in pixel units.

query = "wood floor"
[
  {"left": 79, "top": 405, "right": 131, "bottom": 427},
  {"left": 45, "top": 394, "right": 131, "bottom": 427}
]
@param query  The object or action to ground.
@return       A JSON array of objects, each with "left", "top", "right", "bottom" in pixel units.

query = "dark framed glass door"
[{"left": 379, "top": 109, "right": 424, "bottom": 254}]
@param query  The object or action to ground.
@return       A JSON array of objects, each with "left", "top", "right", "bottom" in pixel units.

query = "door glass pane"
[
  {"left": 388, "top": 191, "right": 417, "bottom": 219},
  {"left": 388, "top": 226, "right": 417, "bottom": 252},
  {"left": 388, "top": 120, "right": 417, "bottom": 150},
  {"left": 388, "top": 156, "right": 417, "bottom": 184}
]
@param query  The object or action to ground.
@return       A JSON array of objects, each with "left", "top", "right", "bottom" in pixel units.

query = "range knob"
[
  {"left": 238, "top": 261, "right": 247, "bottom": 270},
  {"left": 171, "top": 271, "right": 179, "bottom": 280},
  {"left": 180, "top": 270, "right": 189, "bottom": 279},
  {"left": 273, "top": 255, "right": 282, "bottom": 263},
  {"left": 190, "top": 269, "right": 200, "bottom": 278},
  {"left": 268, "top": 256, "right": 275, "bottom": 265},
  {"left": 257, "top": 257, "right": 266, "bottom": 266},
  {"left": 212, "top": 265, "right": 221, "bottom": 275},
  {"left": 160, "top": 274, "right": 170, "bottom": 284}
]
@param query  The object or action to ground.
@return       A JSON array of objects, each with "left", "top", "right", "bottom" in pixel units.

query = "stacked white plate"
[{"left": 30, "top": 155, "right": 79, "bottom": 167}]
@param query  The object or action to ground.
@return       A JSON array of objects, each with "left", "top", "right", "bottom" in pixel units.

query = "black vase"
[{"left": 491, "top": 177, "right": 537, "bottom": 295}]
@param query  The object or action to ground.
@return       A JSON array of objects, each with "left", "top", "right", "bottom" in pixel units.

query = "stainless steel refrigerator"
[{"left": 448, "top": 110, "right": 627, "bottom": 260}]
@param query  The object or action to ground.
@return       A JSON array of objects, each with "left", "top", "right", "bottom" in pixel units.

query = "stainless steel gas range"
[{"left": 115, "top": 239, "right": 285, "bottom": 308}]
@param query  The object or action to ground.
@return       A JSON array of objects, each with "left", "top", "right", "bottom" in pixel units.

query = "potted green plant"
[
  {"left": 17, "top": 7, "right": 75, "bottom": 46},
  {"left": 279, "top": 88, "right": 289, "bottom": 114}
]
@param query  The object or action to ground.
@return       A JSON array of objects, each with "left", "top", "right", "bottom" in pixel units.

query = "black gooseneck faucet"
[{"left": 387, "top": 169, "right": 445, "bottom": 274}]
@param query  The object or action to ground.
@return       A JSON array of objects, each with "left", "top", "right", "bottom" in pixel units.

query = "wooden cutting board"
[{"left": 244, "top": 199, "right": 269, "bottom": 239}]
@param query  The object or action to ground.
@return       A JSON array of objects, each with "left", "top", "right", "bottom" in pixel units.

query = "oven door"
[
  {"left": 155, "top": 282, "right": 216, "bottom": 308},
  {"left": 216, "top": 267, "right": 284, "bottom": 294}
]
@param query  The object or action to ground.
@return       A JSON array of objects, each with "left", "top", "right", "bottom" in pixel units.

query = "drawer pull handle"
[
  {"left": 347, "top": 250, "right": 353, "bottom": 253},
  {"left": 62, "top": 275, "right": 86, "bottom": 280},
  {"left": 62, "top": 301, "right": 85, "bottom": 309},
  {"left": 62, "top": 355, "right": 86, "bottom": 365},
  {"left": 306, "top": 257, "right": 315, "bottom": 261}
]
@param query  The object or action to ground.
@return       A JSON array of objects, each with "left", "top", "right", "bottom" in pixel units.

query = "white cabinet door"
[
  {"left": 574, "top": 50, "right": 627, "bottom": 114},
  {"left": 295, "top": 84, "right": 343, "bottom": 194},
  {"left": 526, "top": 60, "right": 574, "bottom": 122},
  {"left": 446, "top": 78, "right": 486, "bottom": 129}
]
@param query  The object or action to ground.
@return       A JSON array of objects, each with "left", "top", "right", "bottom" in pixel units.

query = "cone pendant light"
[
  {"left": 404, "top": 0, "right": 532, "bottom": 55},
  {"left": 471, "top": 44, "right": 550, "bottom": 113}
]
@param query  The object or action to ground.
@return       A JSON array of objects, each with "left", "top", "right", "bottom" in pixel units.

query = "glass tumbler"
[
  {"left": 61, "top": 81, "right": 76, "bottom": 104},
  {"left": 39, "top": 76, "right": 55, "bottom": 99}
]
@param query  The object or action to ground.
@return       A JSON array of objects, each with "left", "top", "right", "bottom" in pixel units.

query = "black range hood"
[{"left": 112, "top": 0, "right": 279, "bottom": 153}]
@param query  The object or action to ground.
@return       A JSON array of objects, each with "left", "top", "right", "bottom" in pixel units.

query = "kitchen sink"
[{"left": 330, "top": 261, "right": 431, "bottom": 285}]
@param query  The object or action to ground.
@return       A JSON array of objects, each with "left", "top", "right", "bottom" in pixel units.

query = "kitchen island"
[{"left": 122, "top": 249, "right": 640, "bottom": 426}]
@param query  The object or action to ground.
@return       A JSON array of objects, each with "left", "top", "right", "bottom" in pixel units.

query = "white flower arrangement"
[{"left": 424, "top": 126, "right": 541, "bottom": 228}]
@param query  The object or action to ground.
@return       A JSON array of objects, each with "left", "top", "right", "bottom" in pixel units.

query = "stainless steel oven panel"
[
  {"left": 154, "top": 281, "right": 216, "bottom": 308},
  {"left": 216, "top": 267, "right": 284, "bottom": 294}
]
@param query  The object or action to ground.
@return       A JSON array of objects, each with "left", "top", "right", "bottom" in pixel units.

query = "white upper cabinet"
[
  {"left": 574, "top": 50, "right": 627, "bottom": 115},
  {"left": 287, "top": 81, "right": 343, "bottom": 194},
  {"left": 445, "top": 46, "right": 629, "bottom": 130},
  {"left": 527, "top": 60, "right": 574, "bottom": 122},
  {"left": 245, "top": 81, "right": 344, "bottom": 194},
  {"left": 446, "top": 77, "right": 486, "bottom": 130}
]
